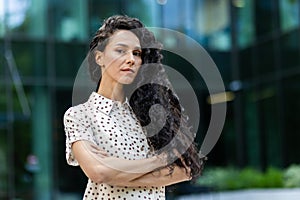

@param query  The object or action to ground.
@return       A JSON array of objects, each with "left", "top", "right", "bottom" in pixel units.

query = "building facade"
[{"left": 0, "top": 0, "right": 299, "bottom": 199}]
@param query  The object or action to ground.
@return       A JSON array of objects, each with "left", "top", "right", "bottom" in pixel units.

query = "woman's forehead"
[{"left": 108, "top": 30, "right": 141, "bottom": 48}]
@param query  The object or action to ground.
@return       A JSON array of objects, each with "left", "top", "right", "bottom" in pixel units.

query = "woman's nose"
[{"left": 126, "top": 52, "right": 135, "bottom": 65}]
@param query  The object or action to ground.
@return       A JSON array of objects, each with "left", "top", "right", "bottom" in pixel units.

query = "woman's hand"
[{"left": 173, "top": 148, "right": 192, "bottom": 179}]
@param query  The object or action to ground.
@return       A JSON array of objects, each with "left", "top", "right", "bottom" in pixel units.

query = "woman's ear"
[{"left": 94, "top": 50, "right": 104, "bottom": 67}]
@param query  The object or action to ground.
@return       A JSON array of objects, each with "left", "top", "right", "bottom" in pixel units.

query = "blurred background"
[{"left": 0, "top": 0, "right": 300, "bottom": 199}]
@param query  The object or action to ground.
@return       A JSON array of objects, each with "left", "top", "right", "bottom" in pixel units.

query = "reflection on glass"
[
  {"left": 0, "top": 0, "right": 30, "bottom": 31},
  {"left": 55, "top": 0, "right": 88, "bottom": 41},
  {"left": 88, "top": 0, "right": 121, "bottom": 35},
  {"left": 124, "top": 0, "right": 153, "bottom": 26},
  {"left": 236, "top": 0, "right": 255, "bottom": 48},
  {"left": 255, "top": 1, "right": 277, "bottom": 37},
  {"left": 279, "top": 0, "right": 300, "bottom": 32},
  {"left": 195, "top": 0, "right": 231, "bottom": 50},
  {"left": 0, "top": 0, "right": 46, "bottom": 38}
]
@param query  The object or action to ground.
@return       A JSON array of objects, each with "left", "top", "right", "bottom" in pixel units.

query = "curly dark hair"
[{"left": 88, "top": 15, "right": 206, "bottom": 179}]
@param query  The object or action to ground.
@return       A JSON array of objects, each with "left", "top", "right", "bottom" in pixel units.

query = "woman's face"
[{"left": 95, "top": 30, "right": 142, "bottom": 86}]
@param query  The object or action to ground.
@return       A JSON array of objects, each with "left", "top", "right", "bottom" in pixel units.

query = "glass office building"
[{"left": 0, "top": 0, "right": 299, "bottom": 199}]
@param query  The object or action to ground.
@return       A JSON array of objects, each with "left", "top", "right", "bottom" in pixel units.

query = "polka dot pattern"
[{"left": 64, "top": 92, "right": 165, "bottom": 199}]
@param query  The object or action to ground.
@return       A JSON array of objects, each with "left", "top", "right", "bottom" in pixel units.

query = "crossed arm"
[{"left": 72, "top": 140, "right": 191, "bottom": 187}]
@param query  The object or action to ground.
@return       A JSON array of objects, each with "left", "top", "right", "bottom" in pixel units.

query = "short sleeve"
[{"left": 63, "top": 106, "right": 96, "bottom": 166}]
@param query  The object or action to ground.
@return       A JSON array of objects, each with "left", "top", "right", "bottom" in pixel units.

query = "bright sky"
[{"left": 0, "top": 0, "right": 31, "bottom": 28}]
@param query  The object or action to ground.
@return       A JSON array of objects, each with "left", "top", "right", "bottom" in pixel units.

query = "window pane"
[
  {"left": 0, "top": 83, "right": 8, "bottom": 198},
  {"left": 0, "top": 0, "right": 47, "bottom": 38},
  {"left": 194, "top": 0, "right": 231, "bottom": 50},
  {"left": 11, "top": 41, "right": 46, "bottom": 77},
  {"left": 240, "top": 47, "right": 254, "bottom": 80},
  {"left": 280, "top": 29, "right": 300, "bottom": 69},
  {"left": 0, "top": 39, "right": 4, "bottom": 80},
  {"left": 124, "top": 0, "right": 154, "bottom": 26},
  {"left": 210, "top": 51, "right": 231, "bottom": 83},
  {"left": 89, "top": 0, "right": 122, "bottom": 35},
  {"left": 0, "top": 130, "right": 8, "bottom": 198},
  {"left": 283, "top": 74, "right": 300, "bottom": 163},
  {"left": 55, "top": 43, "right": 86, "bottom": 79},
  {"left": 260, "top": 86, "right": 281, "bottom": 166},
  {"left": 255, "top": 41, "right": 275, "bottom": 75},
  {"left": 254, "top": 0, "right": 277, "bottom": 37},
  {"left": 279, "top": 0, "right": 300, "bottom": 32},
  {"left": 244, "top": 89, "right": 260, "bottom": 167},
  {"left": 14, "top": 120, "right": 33, "bottom": 198},
  {"left": 236, "top": 0, "right": 255, "bottom": 48},
  {"left": 53, "top": 0, "right": 88, "bottom": 41}
]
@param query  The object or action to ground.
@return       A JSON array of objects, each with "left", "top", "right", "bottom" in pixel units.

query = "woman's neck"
[{"left": 97, "top": 81, "right": 125, "bottom": 102}]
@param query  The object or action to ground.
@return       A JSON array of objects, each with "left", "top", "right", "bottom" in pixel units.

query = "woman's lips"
[{"left": 121, "top": 68, "right": 135, "bottom": 73}]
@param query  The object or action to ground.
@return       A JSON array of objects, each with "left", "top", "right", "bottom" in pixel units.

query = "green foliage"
[
  {"left": 196, "top": 167, "right": 239, "bottom": 190},
  {"left": 238, "top": 168, "right": 264, "bottom": 188},
  {"left": 262, "top": 168, "right": 283, "bottom": 188},
  {"left": 196, "top": 166, "right": 284, "bottom": 191},
  {"left": 283, "top": 165, "right": 300, "bottom": 188}
]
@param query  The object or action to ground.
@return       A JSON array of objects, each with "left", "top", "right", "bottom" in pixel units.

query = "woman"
[{"left": 64, "top": 15, "right": 205, "bottom": 200}]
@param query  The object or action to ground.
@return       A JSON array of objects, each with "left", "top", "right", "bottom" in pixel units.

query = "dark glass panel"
[
  {"left": 210, "top": 51, "right": 231, "bottom": 84},
  {"left": 0, "top": 129, "right": 8, "bottom": 198},
  {"left": 55, "top": 42, "right": 87, "bottom": 79},
  {"left": 13, "top": 120, "right": 33, "bottom": 199},
  {"left": 244, "top": 89, "right": 260, "bottom": 167},
  {"left": 280, "top": 29, "right": 300, "bottom": 69},
  {"left": 260, "top": 86, "right": 281, "bottom": 167},
  {"left": 254, "top": 0, "right": 277, "bottom": 37},
  {"left": 0, "top": 39, "right": 4, "bottom": 78},
  {"left": 11, "top": 41, "right": 46, "bottom": 77},
  {"left": 283, "top": 74, "right": 300, "bottom": 164},
  {"left": 239, "top": 47, "right": 254, "bottom": 80},
  {"left": 88, "top": 0, "right": 122, "bottom": 35},
  {"left": 255, "top": 41, "right": 275, "bottom": 75}
]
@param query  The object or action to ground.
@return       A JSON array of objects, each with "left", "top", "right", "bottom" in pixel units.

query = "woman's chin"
[{"left": 118, "top": 77, "right": 136, "bottom": 85}]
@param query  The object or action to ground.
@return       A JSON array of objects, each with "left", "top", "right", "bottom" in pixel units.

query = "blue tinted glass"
[{"left": 280, "top": 0, "right": 300, "bottom": 32}]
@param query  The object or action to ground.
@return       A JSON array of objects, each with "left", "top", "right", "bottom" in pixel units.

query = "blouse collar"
[{"left": 88, "top": 92, "right": 130, "bottom": 115}]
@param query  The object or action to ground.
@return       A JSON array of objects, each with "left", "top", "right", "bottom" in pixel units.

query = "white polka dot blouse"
[{"left": 64, "top": 92, "right": 165, "bottom": 200}]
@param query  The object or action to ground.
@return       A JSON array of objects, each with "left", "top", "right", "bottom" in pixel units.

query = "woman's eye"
[
  {"left": 133, "top": 51, "right": 142, "bottom": 57},
  {"left": 116, "top": 49, "right": 126, "bottom": 54}
]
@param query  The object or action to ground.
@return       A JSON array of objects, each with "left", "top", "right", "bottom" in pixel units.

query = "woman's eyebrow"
[{"left": 115, "top": 43, "right": 141, "bottom": 50}]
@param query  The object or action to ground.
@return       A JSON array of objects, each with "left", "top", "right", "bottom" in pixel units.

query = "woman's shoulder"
[
  {"left": 65, "top": 103, "right": 83, "bottom": 115},
  {"left": 64, "top": 93, "right": 97, "bottom": 117},
  {"left": 63, "top": 100, "right": 91, "bottom": 122}
]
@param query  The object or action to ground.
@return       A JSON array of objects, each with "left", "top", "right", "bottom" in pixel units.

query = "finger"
[
  {"left": 173, "top": 149, "right": 186, "bottom": 166},
  {"left": 173, "top": 149, "right": 190, "bottom": 172}
]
